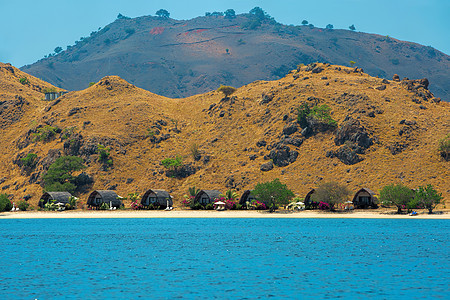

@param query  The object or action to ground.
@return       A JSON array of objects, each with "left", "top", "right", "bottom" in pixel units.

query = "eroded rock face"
[
  {"left": 334, "top": 117, "right": 373, "bottom": 149},
  {"left": 268, "top": 145, "right": 298, "bottom": 167},
  {"left": 327, "top": 145, "right": 363, "bottom": 165}
]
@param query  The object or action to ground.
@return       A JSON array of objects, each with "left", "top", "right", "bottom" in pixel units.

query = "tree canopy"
[
  {"left": 379, "top": 183, "right": 413, "bottom": 213},
  {"left": 253, "top": 178, "right": 294, "bottom": 209},
  {"left": 43, "top": 156, "right": 86, "bottom": 194},
  {"left": 349, "top": 24, "right": 356, "bottom": 31},
  {"left": 224, "top": 9, "right": 236, "bottom": 19},
  {"left": 414, "top": 184, "right": 442, "bottom": 214},
  {"left": 156, "top": 9, "right": 170, "bottom": 18},
  {"left": 217, "top": 85, "right": 236, "bottom": 98}
]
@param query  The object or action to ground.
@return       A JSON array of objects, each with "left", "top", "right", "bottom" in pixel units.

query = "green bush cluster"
[
  {"left": 20, "top": 153, "right": 38, "bottom": 174},
  {"left": 379, "top": 183, "right": 442, "bottom": 214},
  {"left": 311, "top": 181, "right": 351, "bottom": 210},
  {"left": 253, "top": 178, "right": 295, "bottom": 210},
  {"left": 161, "top": 156, "right": 183, "bottom": 170},
  {"left": 17, "top": 200, "right": 30, "bottom": 211},
  {"left": 43, "top": 156, "right": 86, "bottom": 194},
  {"left": 33, "top": 125, "right": 59, "bottom": 142},
  {"left": 97, "top": 144, "right": 113, "bottom": 169},
  {"left": 19, "top": 77, "right": 29, "bottom": 85},
  {"left": 297, "top": 104, "right": 337, "bottom": 128},
  {"left": 0, "top": 193, "right": 13, "bottom": 212}
]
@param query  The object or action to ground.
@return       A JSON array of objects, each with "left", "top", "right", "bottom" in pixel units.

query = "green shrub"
[
  {"left": 379, "top": 183, "right": 414, "bottom": 213},
  {"left": 33, "top": 125, "right": 59, "bottom": 142},
  {"left": 17, "top": 200, "right": 30, "bottom": 211},
  {"left": 89, "top": 82, "right": 95, "bottom": 87},
  {"left": 20, "top": 153, "right": 38, "bottom": 174},
  {"left": 253, "top": 178, "right": 295, "bottom": 210},
  {"left": 0, "top": 193, "right": 13, "bottom": 212},
  {"left": 205, "top": 203, "right": 214, "bottom": 210},
  {"left": 66, "top": 196, "right": 78, "bottom": 210},
  {"left": 97, "top": 144, "right": 113, "bottom": 169},
  {"left": 297, "top": 103, "right": 311, "bottom": 128},
  {"left": 414, "top": 184, "right": 443, "bottom": 214},
  {"left": 438, "top": 134, "right": 450, "bottom": 161},
  {"left": 99, "top": 202, "right": 110, "bottom": 210},
  {"left": 161, "top": 156, "right": 183, "bottom": 170},
  {"left": 19, "top": 77, "right": 29, "bottom": 85},
  {"left": 309, "top": 105, "right": 337, "bottom": 127},
  {"left": 190, "top": 202, "right": 204, "bottom": 210},
  {"left": 43, "top": 156, "right": 86, "bottom": 194}
]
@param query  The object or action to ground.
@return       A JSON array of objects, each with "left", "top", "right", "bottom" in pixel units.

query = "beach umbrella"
[
  {"left": 296, "top": 202, "right": 305, "bottom": 205},
  {"left": 214, "top": 201, "right": 225, "bottom": 205}
]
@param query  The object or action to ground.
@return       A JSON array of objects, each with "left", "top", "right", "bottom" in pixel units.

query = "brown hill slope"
[
  {"left": 20, "top": 14, "right": 450, "bottom": 100},
  {"left": 0, "top": 63, "right": 449, "bottom": 207}
]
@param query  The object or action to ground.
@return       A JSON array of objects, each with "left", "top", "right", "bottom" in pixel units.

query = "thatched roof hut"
[
  {"left": 141, "top": 189, "right": 173, "bottom": 207},
  {"left": 304, "top": 189, "right": 315, "bottom": 205},
  {"left": 352, "top": 188, "right": 378, "bottom": 208},
  {"left": 194, "top": 190, "right": 222, "bottom": 205},
  {"left": 39, "top": 192, "right": 72, "bottom": 208},
  {"left": 87, "top": 190, "right": 122, "bottom": 208},
  {"left": 239, "top": 190, "right": 256, "bottom": 205}
]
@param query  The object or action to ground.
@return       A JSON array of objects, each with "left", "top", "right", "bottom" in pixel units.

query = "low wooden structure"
[
  {"left": 352, "top": 188, "right": 378, "bottom": 208},
  {"left": 141, "top": 189, "right": 173, "bottom": 208},
  {"left": 239, "top": 190, "right": 257, "bottom": 205},
  {"left": 194, "top": 190, "right": 222, "bottom": 205},
  {"left": 39, "top": 192, "right": 72, "bottom": 208},
  {"left": 87, "top": 190, "right": 122, "bottom": 208}
]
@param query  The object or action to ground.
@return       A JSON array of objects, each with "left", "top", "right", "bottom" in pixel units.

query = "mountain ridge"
[{"left": 20, "top": 14, "right": 450, "bottom": 100}]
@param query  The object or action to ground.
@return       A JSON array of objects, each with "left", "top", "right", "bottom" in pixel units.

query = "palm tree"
[{"left": 221, "top": 189, "right": 239, "bottom": 201}]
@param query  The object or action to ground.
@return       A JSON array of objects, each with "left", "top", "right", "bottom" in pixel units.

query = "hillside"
[
  {"left": 1, "top": 62, "right": 449, "bottom": 208},
  {"left": 20, "top": 14, "right": 450, "bottom": 100}
]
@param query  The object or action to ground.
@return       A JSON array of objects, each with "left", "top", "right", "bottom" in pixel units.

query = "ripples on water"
[{"left": 0, "top": 218, "right": 448, "bottom": 299}]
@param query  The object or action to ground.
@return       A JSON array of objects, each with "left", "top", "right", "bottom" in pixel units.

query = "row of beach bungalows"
[{"left": 38, "top": 188, "right": 378, "bottom": 209}]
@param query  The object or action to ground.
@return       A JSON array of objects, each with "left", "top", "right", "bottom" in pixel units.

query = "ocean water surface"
[{"left": 0, "top": 218, "right": 448, "bottom": 299}]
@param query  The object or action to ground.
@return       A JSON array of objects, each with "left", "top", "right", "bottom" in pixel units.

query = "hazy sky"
[{"left": 1, "top": 0, "right": 448, "bottom": 67}]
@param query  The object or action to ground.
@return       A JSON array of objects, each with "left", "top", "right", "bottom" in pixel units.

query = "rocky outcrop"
[
  {"left": 260, "top": 161, "right": 274, "bottom": 171},
  {"left": 327, "top": 145, "right": 363, "bottom": 165},
  {"left": 268, "top": 145, "right": 298, "bottom": 167},
  {"left": 334, "top": 117, "right": 373, "bottom": 150}
]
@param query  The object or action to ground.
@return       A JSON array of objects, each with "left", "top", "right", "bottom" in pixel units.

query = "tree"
[
  {"left": 349, "top": 60, "right": 356, "bottom": 67},
  {"left": 217, "top": 85, "right": 236, "bottom": 98},
  {"left": 249, "top": 7, "right": 266, "bottom": 20},
  {"left": 43, "top": 156, "right": 86, "bottom": 194},
  {"left": 253, "top": 178, "right": 295, "bottom": 210},
  {"left": 301, "top": 20, "right": 308, "bottom": 25},
  {"left": 379, "top": 183, "right": 414, "bottom": 214},
  {"left": 326, "top": 24, "right": 334, "bottom": 30},
  {"left": 349, "top": 24, "right": 356, "bottom": 31},
  {"left": 54, "top": 46, "right": 62, "bottom": 54},
  {"left": 117, "top": 13, "right": 129, "bottom": 20},
  {"left": 0, "top": 193, "right": 13, "bottom": 212},
  {"left": 156, "top": 9, "right": 170, "bottom": 18},
  {"left": 311, "top": 181, "right": 351, "bottom": 210},
  {"left": 224, "top": 9, "right": 236, "bottom": 19},
  {"left": 414, "top": 185, "right": 443, "bottom": 214}
]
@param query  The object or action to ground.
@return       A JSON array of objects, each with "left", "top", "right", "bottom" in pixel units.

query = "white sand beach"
[{"left": 1, "top": 209, "right": 448, "bottom": 219}]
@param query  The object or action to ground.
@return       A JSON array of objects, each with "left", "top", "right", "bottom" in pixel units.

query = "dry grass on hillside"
[{"left": 0, "top": 63, "right": 449, "bottom": 208}]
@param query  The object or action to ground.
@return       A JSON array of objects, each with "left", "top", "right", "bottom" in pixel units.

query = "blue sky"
[{"left": 0, "top": 0, "right": 449, "bottom": 67}]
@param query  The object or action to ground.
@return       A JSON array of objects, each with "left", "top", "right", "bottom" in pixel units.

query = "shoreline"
[{"left": 1, "top": 210, "right": 449, "bottom": 219}]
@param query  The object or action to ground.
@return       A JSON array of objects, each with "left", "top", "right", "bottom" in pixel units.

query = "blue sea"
[{"left": 0, "top": 218, "right": 449, "bottom": 299}]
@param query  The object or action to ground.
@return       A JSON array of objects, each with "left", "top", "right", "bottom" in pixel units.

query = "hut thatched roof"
[
  {"left": 87, "top": 190, "right": 122, "bottom": 207},
  {"left": 239, "top": 190, "right": 254, "bottom": 205},
  {"left": 304, "top": 189, "right": 315, "bottom": 203},
  {"left": 39, "top": 192, "right": 72, "bottom": 207},
  {"left": 194, "top": 190, "right": 222, "bottom": 204},
  {"left": 141, "top": 189, "right": 173, "bottom": 207},
  {"left": 352, "top": 188, "right": 377, "bottom": 202}
]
